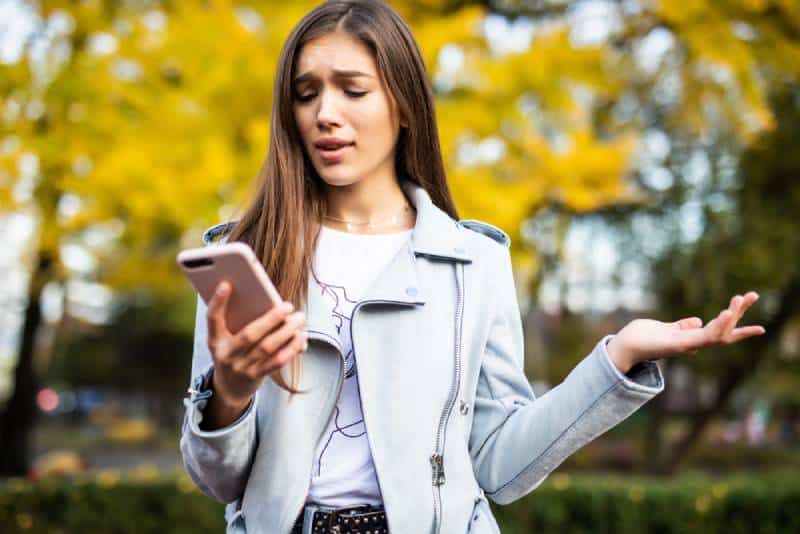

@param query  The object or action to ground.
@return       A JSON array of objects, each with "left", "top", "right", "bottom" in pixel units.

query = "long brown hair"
[{"left": 226, "top": 0, "right": 459, "bottom": 393}]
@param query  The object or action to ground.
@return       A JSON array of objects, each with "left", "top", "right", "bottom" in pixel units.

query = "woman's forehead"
[{"left": 295, "top": 33, "right": 377, "bottom": 79}]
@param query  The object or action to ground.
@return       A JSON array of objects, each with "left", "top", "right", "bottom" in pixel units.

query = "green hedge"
[
  {"left": 493, "top": 471, "right": 800, "bottom": 534},
  {"left": 0, "top": 472, "right": 224, "bottom": 534},
  {"left": 1, "top": 470, "right": 799, "bottom": 533}
]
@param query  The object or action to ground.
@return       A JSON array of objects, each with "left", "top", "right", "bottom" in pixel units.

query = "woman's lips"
[{"left": 316, "top": 143, "right": 353, "bottom": 163}]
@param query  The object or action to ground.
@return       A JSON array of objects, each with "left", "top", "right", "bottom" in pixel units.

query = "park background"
[{"left": 1, "top": 0, "right": 799, "bottom": 532}]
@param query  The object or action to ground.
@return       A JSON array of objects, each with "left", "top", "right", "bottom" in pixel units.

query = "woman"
[{"left": 180, "top": 1, "right": 765, "bottom": 533}]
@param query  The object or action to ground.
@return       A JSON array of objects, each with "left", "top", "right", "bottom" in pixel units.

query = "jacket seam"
[
  {"left": 486, "top": 379, "right": 623, "bottom": 497},
  {"left": 482, "top": 246, "right": 505, "bottom": 402},
  {"left": 472, "top": 400, "right": 516, "bottom": 459}
]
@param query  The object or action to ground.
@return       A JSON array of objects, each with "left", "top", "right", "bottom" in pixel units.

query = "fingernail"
[
  {"left": 302, "top": 340, "right": 309, "bottom": 351},
  {"left": 217, "top": 282, "right": 229, "bottom": 296},
  {"left": 281, "top": 301, "right": 294, "bottom": 313},
  {"left": 288, "top": 312, "right": 305, "bottom": 326}
]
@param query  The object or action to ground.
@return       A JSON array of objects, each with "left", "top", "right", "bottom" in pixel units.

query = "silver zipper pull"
[{"left": 430, "top": 453, "right": 445, "bottom": 486}]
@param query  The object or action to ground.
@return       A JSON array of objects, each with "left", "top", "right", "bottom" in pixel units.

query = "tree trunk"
[
  {"left": 641, "top": 358, "right": 672, "bottom": 474},
  {"left": 0, "top": 252, "right": 52, "bottom": 476}
]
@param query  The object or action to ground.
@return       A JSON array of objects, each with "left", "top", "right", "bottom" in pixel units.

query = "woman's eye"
[{"left": 295, "top": 91, "right": 367, "bottom": 103}]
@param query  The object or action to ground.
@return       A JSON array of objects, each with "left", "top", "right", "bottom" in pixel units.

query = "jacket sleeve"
[
  {"left": 179, "top": 292, "right": 259, "bottom": 503},
  {"left": 468, "top": 244, "right": 665, "bottom": 505}
]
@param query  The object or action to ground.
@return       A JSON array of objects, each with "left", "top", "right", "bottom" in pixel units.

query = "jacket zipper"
[
  {"left": 431, "top": 262, "right": 465, "bottom": 534},
  {"left": 285, "top": 299, "right": 418, "bottom": 533},
  {"left": 282, "top": 333, "right": 345, "bottom": 534}
]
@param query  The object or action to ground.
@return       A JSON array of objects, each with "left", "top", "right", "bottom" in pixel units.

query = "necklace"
[{"left": 322, "top": 203, "right": 413, "bottom": 232}]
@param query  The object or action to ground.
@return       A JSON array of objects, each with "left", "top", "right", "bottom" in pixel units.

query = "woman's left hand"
[{"left": 606, "top": 291, "right": 766, "bottom": 374}]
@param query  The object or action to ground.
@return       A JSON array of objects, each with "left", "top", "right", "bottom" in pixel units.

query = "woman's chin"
[{"left": 318, "top": 171, "right": 361, "bottom": 187}]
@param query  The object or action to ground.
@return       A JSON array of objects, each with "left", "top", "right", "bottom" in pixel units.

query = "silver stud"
[{"left": 460, "top": 400, "right": 469, "bottom": 415}]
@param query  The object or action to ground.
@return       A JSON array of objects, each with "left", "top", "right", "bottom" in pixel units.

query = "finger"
[
  {"left": 674, "top": 317, "right": 703, "bottom": 330},
  {"left": 729, "top": 325, "right": 766, "bottom": 343},
  {"left": 230, "top": 302, "right": 296, "bottom": 357},
  {"left": 704, "top": 309, "right": 734, "bottom": 343},
  {"left": 206, "top": 280, "right": 232, "bottom": 343},
  {"left": 250, "top": 311, "right": 306, "bottom": 358},
  {"left": 723, "top": 292, "right": 759, "bottom": 341},
  {"left": 255, "top": 329, "right": 307, "bottom": 376},
  {"left": 719, "top": 295, "right": 742, "bottom": 338},
  {"left": 728, "top": 294, "right": 742, "bottom": 312},
  {"left": 234, "top": 310, "right": 305, "bottom": 371},
  {"left": 735, "top": 291, "right": 759, "bottom": 320}
]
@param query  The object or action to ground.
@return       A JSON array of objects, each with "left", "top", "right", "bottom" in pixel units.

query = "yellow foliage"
[
  {"left": 1, "top": 0, "right": 798, "bottom": 300},
  {"left": 104, "top": 417, "right": 157, "bottom": 443}
]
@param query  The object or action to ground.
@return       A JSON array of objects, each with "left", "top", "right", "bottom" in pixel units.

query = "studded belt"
[{"left": 290, "top": 503, "right": 388, "bottom": 534}]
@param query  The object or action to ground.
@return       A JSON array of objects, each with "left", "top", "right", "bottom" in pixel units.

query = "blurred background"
[{"left": 1, "top": 0, "right": 799, "bottom": 532}]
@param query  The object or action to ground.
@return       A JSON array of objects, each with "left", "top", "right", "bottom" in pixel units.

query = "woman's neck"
[{"left": 322, "top": 177, "right": 416, "bottom": 233}]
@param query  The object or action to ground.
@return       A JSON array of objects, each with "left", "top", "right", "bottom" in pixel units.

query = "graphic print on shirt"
[{"left": 311, "top": 274, "right": 367, "bottom": 477}]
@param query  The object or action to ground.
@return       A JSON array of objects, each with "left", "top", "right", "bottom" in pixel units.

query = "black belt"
[{"left": 291, "top": 503, "right": 388, "bottom": 534}]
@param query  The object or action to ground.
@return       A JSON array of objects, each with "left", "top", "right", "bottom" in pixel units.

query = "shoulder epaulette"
[
  {"left": 201, "top": 220, "right": 239, "bottom": 246},
  {"left": 458, "top": 219, "right": 511, "bottom": 248}
]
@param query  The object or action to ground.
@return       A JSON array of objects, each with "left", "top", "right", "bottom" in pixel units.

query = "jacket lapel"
[
  {"left": 403, "top": 180, "right": 472, "bottom": 264},
  {"left": 303, "top": 180, "right": 472, "bottom": 348}
]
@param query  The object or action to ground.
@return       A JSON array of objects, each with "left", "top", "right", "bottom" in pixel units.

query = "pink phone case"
[{"left": 176, "top": 242, "right": 284, "bottom": 334}]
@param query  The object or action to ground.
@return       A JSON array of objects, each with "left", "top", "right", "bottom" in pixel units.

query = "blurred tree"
[
  {"left": 640, "top": 85, "right": 800, "bottom": 474},
  {"left": 0, "top": 0, "right": 636, "bottom": 475},
  {"left": 1, "top": 0, "right": 799, "bottom": 476},
  {"left": 458, "top": 0, "right": 800, "bottom": 474},
  {"left": 0, "top": 0, "right": 310, "bottom": 475}
]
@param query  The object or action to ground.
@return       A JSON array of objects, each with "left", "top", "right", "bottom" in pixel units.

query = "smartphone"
[{"left": 176, "top": 242, "right": 284, "bottom": 334}]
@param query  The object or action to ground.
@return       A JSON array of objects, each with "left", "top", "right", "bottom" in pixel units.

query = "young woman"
[{"left": 180, "top": 1, "right": 765, "bottom": 533}]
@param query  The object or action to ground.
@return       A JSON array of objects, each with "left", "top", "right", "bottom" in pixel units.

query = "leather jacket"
[{"left": 180, "top": 180, "right": 665, "bottom": 533}]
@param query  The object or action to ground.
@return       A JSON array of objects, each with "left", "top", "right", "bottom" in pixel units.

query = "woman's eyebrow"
[{"left": 293, "top": 69, "right": 374, "bottom": 85}]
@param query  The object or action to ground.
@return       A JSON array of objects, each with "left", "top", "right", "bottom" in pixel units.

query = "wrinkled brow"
[{"left": 292, "top": 69, "right": 374, "bottom": 86}]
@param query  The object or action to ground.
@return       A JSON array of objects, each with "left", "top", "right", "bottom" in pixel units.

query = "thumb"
[
  {"left": 673, "top": 317, "right": 703, "bottom": 330},
  {"left": 207, "top": 280, "right": 232, "bottom": 341}
]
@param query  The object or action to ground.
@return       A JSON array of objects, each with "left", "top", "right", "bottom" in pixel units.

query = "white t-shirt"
[{"left": 306, "top": 224, "right": 414, "bottom": 508}]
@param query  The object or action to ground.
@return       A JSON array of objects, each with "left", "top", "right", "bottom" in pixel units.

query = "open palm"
[{"left": 608, "top": 292, "right": 765, "bottom": 370}]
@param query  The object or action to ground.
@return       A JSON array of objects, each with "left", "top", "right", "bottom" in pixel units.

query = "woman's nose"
[{"left": 316, "top": 92, "right": 342, "bottom": 128}]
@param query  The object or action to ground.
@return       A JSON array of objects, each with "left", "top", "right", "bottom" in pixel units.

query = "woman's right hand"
[{"left": 201, "top": 280, "right": 307, "bottom": 428}]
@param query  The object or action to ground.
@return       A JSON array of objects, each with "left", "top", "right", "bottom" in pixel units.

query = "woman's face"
[{"left": 292, "top": 31, "right": 404, "bottom": 188}]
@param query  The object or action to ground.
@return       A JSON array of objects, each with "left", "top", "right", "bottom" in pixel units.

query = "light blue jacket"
[{"left": 180, "top": 180, "right": 665, "bottom": 533}]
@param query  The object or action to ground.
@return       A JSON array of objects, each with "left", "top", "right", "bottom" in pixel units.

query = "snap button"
[
  {"left": 459, "top": 400, "right": 469, "bottom": 415},
  {"left": 405, "top": 287, "right": 418, "bottom": 296}
]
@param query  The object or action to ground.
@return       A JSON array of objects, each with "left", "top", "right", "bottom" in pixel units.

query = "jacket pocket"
[{"left": 466, "top": 494, "right": 501, "bottom": 534}]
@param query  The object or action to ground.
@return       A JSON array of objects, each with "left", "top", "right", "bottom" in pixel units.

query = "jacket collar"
[
  {"left": 401, "top": 180, "right": 471, "bottom": 263},
  {"left": 202, "top": 180, "right": 472, "bottom": 261},
  {"left": 304, "top": 180, "right": 471, "bottom": 348}
]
